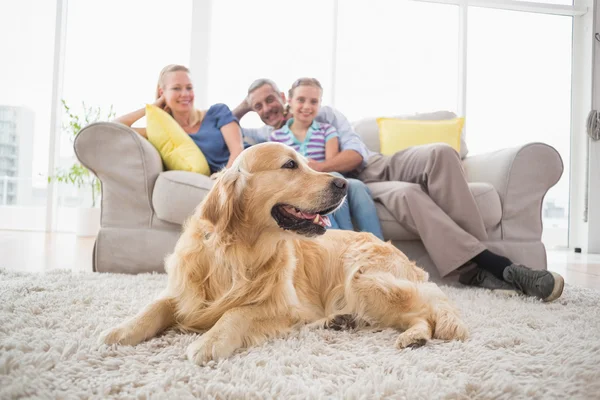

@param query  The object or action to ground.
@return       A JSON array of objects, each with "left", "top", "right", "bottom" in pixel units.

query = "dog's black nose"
[{"left": 331, "top": 177, "right": 347, "bottom": 190}]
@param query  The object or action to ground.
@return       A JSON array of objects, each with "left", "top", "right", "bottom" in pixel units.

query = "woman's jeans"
[{"left": 327, "top": 172, "right": 384, "bottom": 241}]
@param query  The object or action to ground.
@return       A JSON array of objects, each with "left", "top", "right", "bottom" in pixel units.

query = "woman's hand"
[
  {"left": 221, "top": 121, "right": 245, "bottom": 169},
  {"left": 153, "top": 95, "right": 167, "bottom": 111}
]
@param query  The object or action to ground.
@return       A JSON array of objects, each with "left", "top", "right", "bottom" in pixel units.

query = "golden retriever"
[{"left": 99, "top": 142, "right": 468, "bottom": 364}]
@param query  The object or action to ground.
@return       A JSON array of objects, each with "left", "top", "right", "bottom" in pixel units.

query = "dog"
[{"left": 99, "top": 142, "right": 468, "bottom": 364}]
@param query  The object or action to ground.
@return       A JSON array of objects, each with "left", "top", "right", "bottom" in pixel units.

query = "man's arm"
[
  {"left": 241, "top": 126, "right": 272, "bottom": 144},
  {"left": 313, "top": 106, "right": 374, "bottom": 172},
  {"left": 233, "top": 100, "right": 252, "bottom": 120},
  {"left": 232, "top": 99, "right": 273, "bottom": 144},
  {"left": 308, "top": 150, "right": 363, "bottom": 173}
]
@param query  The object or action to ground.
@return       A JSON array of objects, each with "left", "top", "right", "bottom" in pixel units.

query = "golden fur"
[{"left": 100, "top": 142, "right": 468, "bottom": 364}]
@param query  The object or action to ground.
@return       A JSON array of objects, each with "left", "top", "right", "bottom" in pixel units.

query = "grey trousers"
[{"left": 358, "top": 144, "right": 487, "bottom": 277}]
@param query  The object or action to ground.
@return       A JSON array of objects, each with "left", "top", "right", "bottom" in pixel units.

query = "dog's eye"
[{"left": 282, "top": 159, "right": 298, "bottom": 169}]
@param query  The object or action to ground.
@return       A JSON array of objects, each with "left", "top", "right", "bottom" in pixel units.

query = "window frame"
[{"left": 31, "top": 0, "right": 598, "bottom": 251}]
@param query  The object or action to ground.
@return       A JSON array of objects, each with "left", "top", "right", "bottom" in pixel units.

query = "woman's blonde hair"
[
  {"left": 156, "top": 64, "right": 191, "bottom": 99},
  {"left": 156, "top": 64, "right": 203, "bottom": 126}
]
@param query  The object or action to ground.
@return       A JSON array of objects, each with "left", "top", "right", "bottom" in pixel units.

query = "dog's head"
[{"left": 200, "top": 142, "right": 347, "bottom": 240}]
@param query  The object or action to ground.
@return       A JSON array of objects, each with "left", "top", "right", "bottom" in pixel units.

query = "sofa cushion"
[
  {"left": 153, "top": 172, "right": 501, "bottom": 240},
  {"left": 373, "top": 182, "right": 501, "bottom": 241},
  {"left": 146, "top": 104, "right": 211, "bottom": 175},
  {"left": 153, "top": 171, "right": 214, "bottom": 225},
  {"left": 469, "top": 182, "right": 502, "bottom": 230},
  {"left": 353, "top": 111, "right": 469, "bottom": 159},
  {"left": 376, "top": 117, "right": 464, "bottom": 156}
]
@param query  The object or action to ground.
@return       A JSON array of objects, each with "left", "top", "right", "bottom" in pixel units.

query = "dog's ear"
[{"left": 200, "top": 169, "right": 243, "bottom": 234}]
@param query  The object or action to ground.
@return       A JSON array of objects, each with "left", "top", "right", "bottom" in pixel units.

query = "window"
[
  {"left": 0, "top": 0, "right": 586, "bottom": 248},
  {"left": 0, "top": 0, "right": 56, "bottom": 228},
  {"left": 57, "top": 0, "right": 192, "bottom": 231},
  {"left": 514, "top": 0, "right": 572, "bottom": 5},
  {"left": 466, "top": 7, "right": 572, "bottom": 248},
  {"left": 62, "top": 0, "right": 193, "bottom": 122},
  {"left": 207, "top": 0, "right": 335, "bottom": 128},
  {"left": 335, "top": 0, "right": 459, "bottom": 121}
]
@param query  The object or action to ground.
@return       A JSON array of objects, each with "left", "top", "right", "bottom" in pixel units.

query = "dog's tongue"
[{"left": 283, "top": 206, "right": 331, "bottom": 228}]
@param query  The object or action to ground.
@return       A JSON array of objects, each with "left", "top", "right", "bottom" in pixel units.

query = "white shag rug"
[{"left": 1, "top": 269, "right": 600, "bottom": 400}]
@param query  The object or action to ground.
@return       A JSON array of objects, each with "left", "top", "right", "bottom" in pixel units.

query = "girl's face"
[
  {"left": 289, "top": 85, "right": 321, "bottom": 125},
  {"left": 160, "top": 71, "right": 194, "bottom": 113}
]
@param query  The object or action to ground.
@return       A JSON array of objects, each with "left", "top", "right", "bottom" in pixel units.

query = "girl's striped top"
[{"left": 269, "top": 119, "right": 338, "bottom": 161}]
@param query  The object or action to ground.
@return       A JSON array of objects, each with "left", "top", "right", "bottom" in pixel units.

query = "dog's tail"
[{"left": 433, "top": 302, "right": 469, "bottom": 342}]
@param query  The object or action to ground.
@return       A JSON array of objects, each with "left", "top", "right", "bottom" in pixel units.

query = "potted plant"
[{"left": 49, "top": 100, "right": 115, "bottom": 236}]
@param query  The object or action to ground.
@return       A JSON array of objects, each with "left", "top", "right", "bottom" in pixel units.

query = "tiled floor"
[
  {"left": 546, "top": 248, "right": 600, "bottom": 290},
  {"left": 1, "top": 231, "right": 95, "bottom": 274},
  {"left": 1, "top": 230, "right": 600, "bottom": 290}
]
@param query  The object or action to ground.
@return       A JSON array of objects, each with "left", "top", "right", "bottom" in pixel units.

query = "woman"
[{"left": 115, "top": 64, "right": 245, "bottom": 174}]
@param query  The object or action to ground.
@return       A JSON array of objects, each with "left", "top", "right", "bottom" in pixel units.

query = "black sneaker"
[
  {"left": 502, "top": 264, "right": 564, "bottom": 302},
  {"left": 459, "top": 267, "right": 517, "bottom": 292}
]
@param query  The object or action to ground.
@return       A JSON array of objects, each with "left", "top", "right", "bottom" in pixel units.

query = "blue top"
[{"left": 188, "top": 103, "right": 248, "bottom": 174}]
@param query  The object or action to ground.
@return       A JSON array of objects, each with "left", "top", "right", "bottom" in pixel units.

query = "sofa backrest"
[{"left": 351, "top": 110, "right": 469, "bottom": 159}]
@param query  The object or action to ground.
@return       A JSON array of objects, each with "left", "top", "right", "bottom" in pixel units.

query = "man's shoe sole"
[
  {"left": 492, "top": 288, "right": 519, "bottom": 297},
  {"left": 544, "top": 272, "right": 565, "bottom": 302}
]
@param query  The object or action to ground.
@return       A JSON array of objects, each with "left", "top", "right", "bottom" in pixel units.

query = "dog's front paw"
[
  {"left": 98, "top": 325, "right": 139, "bottom": 346},
  {"left": 395, "top": 333, "right": 428, "bottom": 349},
  {"left": 324, "top": 314, "right": 357, "bottom": 331},
  {"left": 186, "top": 334, "right": 238, "bottom": 365}
]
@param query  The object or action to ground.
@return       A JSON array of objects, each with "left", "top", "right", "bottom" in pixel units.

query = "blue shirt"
[
  {"left": 189, "top": 103, "right": 246, "bottom": 174},
  {"left": 241, "top": 105, "right": 375, "bottom": 170}
]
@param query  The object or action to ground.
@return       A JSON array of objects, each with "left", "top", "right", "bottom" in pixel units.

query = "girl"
[{"left": 270, "top": 78, "right": 384, "bottom": 240}]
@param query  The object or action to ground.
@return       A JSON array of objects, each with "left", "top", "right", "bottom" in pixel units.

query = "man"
[{"left": 233, "top": 78, "right": 564, "bottom": 302}]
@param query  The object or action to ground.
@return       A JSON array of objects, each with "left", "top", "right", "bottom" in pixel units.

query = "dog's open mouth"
[
  {"left": 271, "top": 204, "right": 338, "bottom": 236},
  {"left": 280, "top": 205, "right": 332, "bottom": 228}
]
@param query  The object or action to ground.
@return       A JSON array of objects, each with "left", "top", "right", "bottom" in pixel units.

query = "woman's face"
[
  {"left": 289, "top": 85, "right": 321, "bottom": 125},
  {"left": 160, "top": 71, "right": 194, "bottom": 113}
]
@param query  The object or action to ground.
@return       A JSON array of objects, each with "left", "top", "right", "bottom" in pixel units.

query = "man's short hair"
[{"left": 246, "top": 79, "right": 281, "bottom": 105}]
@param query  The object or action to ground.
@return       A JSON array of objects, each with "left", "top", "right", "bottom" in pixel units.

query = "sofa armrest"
[
  {"left": 462, "top": 142, "right": 563, "bottom": 240},
  {"left": 74, "top": 122, "right": 164, "bottom": 229}
]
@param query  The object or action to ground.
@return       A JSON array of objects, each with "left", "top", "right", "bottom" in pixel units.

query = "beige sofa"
[{"left": 74, "top": 112, "right": 563, "bottom": 279}]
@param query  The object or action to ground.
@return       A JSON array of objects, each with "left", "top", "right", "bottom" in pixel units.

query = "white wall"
[{"left": 588, "top": 0, "right": 600, "bottom": 252}]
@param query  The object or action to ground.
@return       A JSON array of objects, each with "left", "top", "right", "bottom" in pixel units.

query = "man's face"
[{"left": 248, "top": 84, "right": 287, "bottom": 128}]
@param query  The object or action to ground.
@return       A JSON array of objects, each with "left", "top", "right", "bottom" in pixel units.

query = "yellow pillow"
[
  {"left": 376, "top": 117, "right": 465, "bottom": 156},
  {"left": 145, "top": 104, "right": 210, "bottom": 175}
]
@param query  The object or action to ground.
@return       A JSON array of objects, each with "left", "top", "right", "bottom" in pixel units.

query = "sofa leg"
[{"left": 92, "top": 239, "right": 97, "bottom": 273}]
